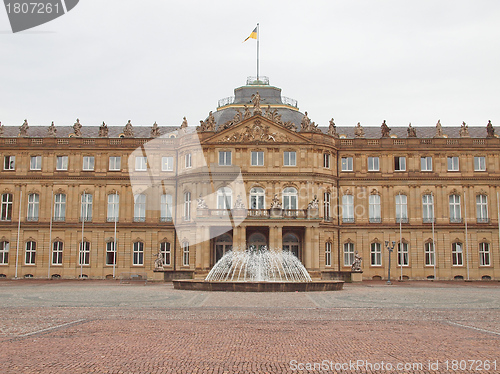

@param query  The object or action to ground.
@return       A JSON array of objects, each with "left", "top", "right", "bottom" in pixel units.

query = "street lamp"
[{"left": 385, "top": 240, "right": 396, "bottom": 285}]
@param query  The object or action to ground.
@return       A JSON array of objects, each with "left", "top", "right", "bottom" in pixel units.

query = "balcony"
[
  {"left": 26, "top": 216, "right": 38, "bottom": 222},
  {"left": 200, "top": 208, "right": 312, "bottom": 219},
  {"left": 396, "top": 218, "right": 409, "bottom": 224},
  {"left": 422, "top": 218, "right": 436, "bottom": 224},
  {"left": 449, "top": 218, "right": 463, "bottom": 224},
  {"left": 477, "top": 218, "right": 490, "bottom": 224},
  {"left": 133, "top": 217, "right": 146, "bottom": 222},
  {"left": 369, "top": 217, "right": 382, "bottom": 223},
  {"left": 79, "top": 217, "right": 92, "bottom": 222},
  {"left": 159, "top": 217, "right": 172, "bottom": 223},
  {"left": 53, "top": 217, "right": 66, "bottom": 222},
  {"left": 107, "top": 217, "right": 119, "bottom": 222},
  {"left": 342, "top": 218, "right": 355, "bottom": 223}
]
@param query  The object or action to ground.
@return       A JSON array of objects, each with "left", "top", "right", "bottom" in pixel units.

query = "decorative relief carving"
[
  {"left": 300, "top": 111, "right": 321, "bottom": 132},
  {"left": 218, "top": 121, "right": 292, "bottom": 143},
  {"left": 459, "top": 121, "right": 470, "bottom": 138},
  {"left": 197, "top": 111, "right": 216, "bottom": 132}
]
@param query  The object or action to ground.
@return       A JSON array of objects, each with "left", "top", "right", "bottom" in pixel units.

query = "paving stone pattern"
[{"left": 0, "top": 280, "right": 498, "bottom": 373}]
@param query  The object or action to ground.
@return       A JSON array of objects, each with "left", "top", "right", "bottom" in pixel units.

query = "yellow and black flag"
[{"left": 244, "top": 27, "right": 258, "bottom": 42}]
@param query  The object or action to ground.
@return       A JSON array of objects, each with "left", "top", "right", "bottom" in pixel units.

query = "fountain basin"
[{"left": 173, "top": 280, "right": 344, "bottom": 292}]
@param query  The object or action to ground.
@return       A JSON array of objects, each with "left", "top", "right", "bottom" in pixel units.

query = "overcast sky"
[{"left": 1, "top": 0, "right": 499, "bottom": 129}]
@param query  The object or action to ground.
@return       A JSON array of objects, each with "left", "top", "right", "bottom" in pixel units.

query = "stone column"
[{"left": 304, "top": 226, "right": 312, "bottom": 269}]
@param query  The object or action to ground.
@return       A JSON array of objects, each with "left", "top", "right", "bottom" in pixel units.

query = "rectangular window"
[
  {"left": 79, "top": 242, "right": 90, "bottom": 266},
  {"left": 133, "top": 242, "right": 144, "bottom": 265},
  {"left": 106, "top": 242, "right": 116, "bottom": 266},
  {"left": 1, "top": 194, "right": 13, "bottom": 221},
  {"left": 54, "top": 193, "right": 66, "bottom": 221},
  {"left": 447, "top": 156, "right": 459, "bottom": 171},
  {"left": 135, "top": 156, "right": 147, "bottom": 171},
  {"left": 27, "top": 193, "right": 39, "bottom": 221},
  {"left": 134, "top": 194, "right": 146, "bottom": 222},
  {"left": 107, "top": 194, "right": 119, "bottom": 222},
  {"left": 452, "top": 242, "right": 463, "bottom": 266},
  {"left": 343, "top": 242, "right": 355, "bottom": 266},
  {"left": 397, "top": 242, "right": 409, "bottom": 266},
  {"left": 476, "top": 195, "right": 488, "bottom": 222},
  {"left": 325, "top": 242, "right": 332, "bottom": 267},
  {"left": 185, "top": 153, "right": 192, "bottom": 168},
  {"left": 182, "top": 242, "right": 189, "bottom": 266},
  {"left": 0, "top": 241, "right": 9, "bottom": 265},
  {"left": 25, "top": 241, "right": 36, "bottom": 265},
  {"left": 184, "top": 192, "right": 191, "bottom": 220},
  {"left": 4, "top": 156, "right": 15, "bottom": 170},
  {"left": 323, "top": 153, "right": 330, "bottom": 168},
  {"left": 395, "top": 195, "right": 408, "bottom": 223},
  {"left": 474, "top": 156, "right": 486, "bottom": 171},
  {"left": 56, "top": 156, "right": 68, "bottom": 171},
  {"left": 251, "top": 151, "right": 264, "bottom": 166},
  {"left": 30, "top": 156, "right": 42, "bottom": 170},
  {"left": 218, "top": 151, "right": 232, "bottom": 166},
  {"left": 342, "top": 195, "right": 354, "bottom": 223},
  {"left": 80, "top": 193, "right": 93, "bottom": 222},
  {"left": 161, "top": 194, "right": 172, "bottom": 222},
  {"left": 449, "top": 195, "right": 461, "bottom": 222},
  {"left": 283, "top": 151, "right": 296, "bottom": 166},
  {"left": 369, "top": 195, "right": 381, "bottom": 223},
  {"left": 323, "top": 192, "right": 331, "bottom": 220},
  {"left": 161, "top": 156, "right": 174, "bottom": 171},
  {"left": 421, "top": 157, "right": 432, "bottom": 171},
  {"left": 368, "top": 157, "right": 379, "bottom": 171},
  {"left": 371, "top": 242, "right": 382, "bottom": 266},
  {"left": 479, "top": 243, "right": 490, "bottom": 266},
  {"left": 425, "top": 242, "right": 435, "bottom": 266},
  {"left": 341, "top": 157, "right": 353, "bottom": 171},
  {"left": 422, "top": 194, "right": 434, "bottom": 223},
  {"left": 394, "top": 156, "right": 406, "bottom": 171},
  {"left": 52, "top": 241, "right": 63, "bottom": 265},
  {"left": 82, "top": 156, "right": 95, "bottom": 171},
  {"left": 109, "top": 156, "right": 121, "bottom": 171},
  {"left": 161, "top": 242, "right": 171, "bottom": 266}
]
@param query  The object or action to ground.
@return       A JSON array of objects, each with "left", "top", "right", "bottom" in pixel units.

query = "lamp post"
[{"left": 385, "top": 240, "right": 396, "bottom": 285}]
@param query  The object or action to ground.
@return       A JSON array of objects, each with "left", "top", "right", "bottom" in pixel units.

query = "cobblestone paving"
[{"left": 0, "top": 280, "right": 498, "bottom": 373}]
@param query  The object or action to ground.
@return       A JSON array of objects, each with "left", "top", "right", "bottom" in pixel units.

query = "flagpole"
[
  {"left": 15, "top": 189, "right": 22, "bottom": 279},
  {"left": 497, "top": 191, "right": 500, "bottom": 263},
  {"left": 399, "top": 192, "right": 402, "bottom": 281},
  {"left": 256, "top": 23, "right": 260, "bottom": 82},
  {"left": 464, "top": 191, "right": 470, "bottom": 281},
  {"left": 48, "top": 190, "right": 54, "bottom": 279},
  {"left": 113, "top": 191, "right": 118, "bottom": 279},
  {"left": 81, "top": 191, "right": 85, "bottom": 279},
  {"left": 432, "top": 192, "right": 436, "bottom": 280}
]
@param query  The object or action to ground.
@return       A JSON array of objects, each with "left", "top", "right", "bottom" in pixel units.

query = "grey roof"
[{"left": 0, "top": 125, "right": 180, "bottom": 138}]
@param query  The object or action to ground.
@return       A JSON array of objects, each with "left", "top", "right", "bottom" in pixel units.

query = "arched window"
[
  {"left": 449, "top": 195, "right": 461, "bottom": 223},
  {"left": 52, "top": 241, "right": 63, "bottom": 265},
  {"left": 283, "top": 187, "right": 297, "bottom": 210},
  {"left": 250, "top": 187, "right": 265, "bottom": 210},
  {"left": 54, "top": 193, "right": 66, "bottom": 221},
  {"left": 25, "top": 241, "right": 36, "bottom": 265},
  {"left": 107, "top": 193, "right": 119, "bottom": 222},
  {"left": 217, "top": 187, "right": 232, "bottom": 211},
  {"left": 184, "top": 192, "right": 191, "bottom": 220},
  {"left": 134, "top": 194, "right": 146, "bottom": 222},
  {"left": 80, "top": 193, "right": 93, "bottom": 222},
  {"left": 0, "top": 241, "right": 9, "bottom": 265},
  {"left": 215, "top": 234, "right": 232, "bottom": 262},
  {"left": 452, "top": 242, "right": 463, "bottom": 266},
  {"left": 27, "top": 193, "right": 39, "bottom": 221},
  {"left": 133, "top": 241, "right": 144, "bottom": 265},
  {"left": 248, "top": 232, "right": 267, "bottom": 251},
  {"left": 283, "top": 233, "right": 299, "bottom": 258},
  {"left": 160, "top": 242, "right": 171, "bottom": 266},
  {"left": 79, "top": 241, "right": 90, "bottom": 266},
  {"left": 1, "top": 194, "right": 13, "bottom": 221}
]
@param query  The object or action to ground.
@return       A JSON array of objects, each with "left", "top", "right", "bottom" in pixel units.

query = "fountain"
[{"left": 173, "top": 247, "right": 344, "bottom": 292}]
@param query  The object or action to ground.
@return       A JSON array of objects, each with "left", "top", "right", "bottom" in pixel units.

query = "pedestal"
[{"left": 351, "top": 272, "right": 363, "bottom": 282}]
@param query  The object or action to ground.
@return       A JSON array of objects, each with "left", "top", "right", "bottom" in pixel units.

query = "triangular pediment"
[{"left": 202, "top": 115, "right": 312, "bottom": 144}]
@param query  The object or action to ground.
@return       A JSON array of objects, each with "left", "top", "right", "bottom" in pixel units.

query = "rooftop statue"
[
  {"left": 0, "top": 122, "right": 3, "bottom": 137},
  {"left": 381, "top": 120, "right": 391, "bottom": 138},
  {"left": 150, "top": 122, "right": 160, "bottom": 138},
  {"left": 47, "top": 121, "right": 57, "bottom": 137},
  {"left": 197, "top": 194, "right": 208, "bottom": 209},
  {"left": 407, "top": 123, "right": 417, "bottom": 138},
  {"left": 251, "top": 91, "right": 262, "bottom": 115},
  {"left": 434, "top": 119, "right": 444, "bottom": 138},
  {"left": 328, "top": 118, "right": 339, "bottom": 138},
  {"left": 181, "top": 116, "right": 188, "bottom": 129},
  {"left": 73, "top": 119, "right": 82, "bottom": 137},
  {"left": 270, "top": 194, "right": 282, "bottom": 209},
  {"left": 459, "top": 121, "right": 470, "bottom": 138},
  {"left": 19, "top": 119, "right": 29, "bottom": 137},
  {"left": 99, "top": 121, "right": 108, "bottom": 138},
  {"left": 486, "top": 120, "right": 495, "bottom": 138},
  {"left": 354, "top": 122, "right": 365, "bottom": 138},
  {"left": 123, "top": 120, "right": 134, "bottom": 137}
]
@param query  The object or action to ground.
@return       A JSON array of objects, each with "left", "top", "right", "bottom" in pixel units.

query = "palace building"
[{"left": 0, "top": 77, "right": 498, "bottom": 281}]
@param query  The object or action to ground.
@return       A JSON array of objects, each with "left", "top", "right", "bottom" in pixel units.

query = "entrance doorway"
[
  {"left": 247, "top": 232, "right": 267, "bottom": 251},
  {"left": 215, "top": 233, "right": 232, "bottom": 263},
  {"left": 283, "top": 233, "right": 300, "bottom": 258}
]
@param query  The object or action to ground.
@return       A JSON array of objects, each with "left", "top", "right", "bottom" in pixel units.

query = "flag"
[{"left": 244, "top": 27, "right": 257, "bottom": 42}]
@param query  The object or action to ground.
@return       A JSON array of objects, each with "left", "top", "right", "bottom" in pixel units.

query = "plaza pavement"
[{"left": 0, "top": 280, "right": 498, "bottom": 373}]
